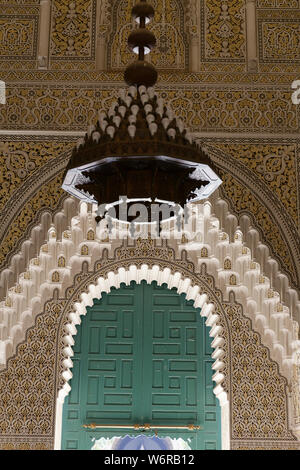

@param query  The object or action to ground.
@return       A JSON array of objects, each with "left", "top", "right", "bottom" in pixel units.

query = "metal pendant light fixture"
[{"left": 62, "top": 0, "right": 222, "bottom": 225}]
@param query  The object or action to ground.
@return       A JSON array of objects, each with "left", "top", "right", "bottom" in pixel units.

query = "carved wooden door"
[{"left": 61, "top": 281, "right": 221, "bottom": 450}]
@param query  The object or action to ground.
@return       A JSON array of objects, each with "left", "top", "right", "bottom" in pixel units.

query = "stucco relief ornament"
[
  {"left": 62, "top": 0, "right": 222, "bottom": 228},
  {"left": 2, "top": 144, "right": 36, "bottom": 180},
  {"left": 256, "top": 151, "right": 289, "bottom": 183}
]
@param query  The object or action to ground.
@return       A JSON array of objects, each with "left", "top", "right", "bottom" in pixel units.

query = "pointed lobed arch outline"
[
  {"left": 0, "top": 243, "right": 296, "bottom": 449},
  {"left": 1, "top": 198, "right": 299, "bottom": 385},
  {"left": 54, "top": 263, "right": 231, "bottom": 450}
]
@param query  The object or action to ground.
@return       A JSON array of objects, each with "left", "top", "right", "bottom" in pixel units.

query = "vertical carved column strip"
[
  {"left": 187, "top": 0, "right": 201, "bottom": 72},
  {"left": 246, "top": 0, "right": 258, "bottom": 72},
  {"left": 190, "top": 35, "right": 200, "bottom": 73},
  {"left": 96, "top": 35, "right": 107, "bottom": 71},
  {"left": 38, "top": 0, "right": 51, "bottom": 69},
  {"left": 96, "top": 0, "right": 109, "bottom": 71}
]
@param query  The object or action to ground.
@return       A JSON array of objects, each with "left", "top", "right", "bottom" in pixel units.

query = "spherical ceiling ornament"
[
  {"left": 128, "top": 28, "right": 156, "bottom": 54},
  {"left": 124, "top": 0, "right": 158, "bottom": 88},
  {"left": 124, "top": 61, "right": 158, "bottom": 87},
  {"left": 131, "top": 1, "right": 155, "bottom": 24}
]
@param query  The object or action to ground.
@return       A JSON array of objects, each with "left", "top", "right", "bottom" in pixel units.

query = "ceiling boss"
[{"left": 62, "top": 0, "right": 222, "bottom": 230}]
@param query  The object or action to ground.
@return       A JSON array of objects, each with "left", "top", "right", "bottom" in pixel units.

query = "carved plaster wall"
[
  {"left": 0, "top": 0, "right": 299, "bottom": 299},
  {"left": 1, "top": 199, "right": 299, "bottom": 376},
  {"left": 0, "top": 0, "right": 300, "bottom": 450}
]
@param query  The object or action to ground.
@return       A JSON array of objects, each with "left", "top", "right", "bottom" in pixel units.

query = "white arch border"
[
  {"left": 1, "top": 198, "right": 299, "bottom": 444},
  {"left": 1, "top": 198, "right": 300, "bottom": 385},
  {"left": 55, "top": 266, "right": 230, "bottom": 450}
]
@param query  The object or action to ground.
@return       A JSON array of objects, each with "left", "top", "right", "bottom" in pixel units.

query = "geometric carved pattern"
[
  {"left": 227, "top": 303, "right": 292, "bottom": 441},
  {"left": 0, "top": 297, "right": 64, "bottom": 450},
  {"left": 50, "top": 0, "right": 97, "bottom": 60},
  {"left": 0, "top": 86, "right": 298, "bottom": 133},
  {"left": 0, "top": 140, "right": 73, "bottom": 212},
  {"left": 0, "top": 139, "right": 76, "bottom": 277},
  {"left": 156, "top": 89, "right": 298, "bottom": 133},
  {"left": 257, "top": 0, "right": 299, "bottom": 8},
  {"left": 0, "top": 67, "right": 298, "bottom": 83},
  {"left": 0, "top": 87, "right": 120, "bottom": 131},
  {"left": 214, "top": 143, "right": 298, "bottom": 221},
  {"left": 0, "top": 16, "right": 38, "bottom": 59},
  {"left": 259, "top": 20, "right": 300, "bottom": 63}
]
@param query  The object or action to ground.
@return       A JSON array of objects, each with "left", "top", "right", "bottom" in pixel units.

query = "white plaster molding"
[
  {"left": 58, "top": 267, "right": 225, "bottom": 399},
  {"left": 0, "top": 197, "right": 78, "bottom": 300},
  {"left": 0, "top": 199, "right": 299, "bottom": 389}
]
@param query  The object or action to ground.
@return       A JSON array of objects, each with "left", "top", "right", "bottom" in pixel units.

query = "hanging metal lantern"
[{"left": 62, "top": 1, "right": 222, "bottom": 224}]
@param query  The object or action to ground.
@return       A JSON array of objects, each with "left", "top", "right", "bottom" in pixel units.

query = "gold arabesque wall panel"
[{"left": 0, "top": 0, "right": 299, "bottom": 450}]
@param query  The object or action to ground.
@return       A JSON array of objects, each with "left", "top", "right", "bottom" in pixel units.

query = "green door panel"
[{"left": 61, "top": 281, "right": 221, "bottom": 450}]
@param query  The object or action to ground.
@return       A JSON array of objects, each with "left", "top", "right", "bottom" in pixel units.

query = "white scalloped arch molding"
[
  {"left": 2, "top": 192, "right": 300, "bottom": 325},
  {"left": 1, "top": 198, "right": 299, "bottom": 380},
  {"left": 54, "top": 268, "right": 230, "bottom": 450},
  {"left": 1, "top": 197, "right": 300, "bottom": 444}
]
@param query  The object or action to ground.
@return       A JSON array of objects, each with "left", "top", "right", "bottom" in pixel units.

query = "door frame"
[{"left": 54, "top": 272, "right": 230, "bottom": 450}]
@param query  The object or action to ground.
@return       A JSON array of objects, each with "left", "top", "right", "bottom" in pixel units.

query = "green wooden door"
[{"left": 61, "top": 281, "right": 221, "bottom": 450}]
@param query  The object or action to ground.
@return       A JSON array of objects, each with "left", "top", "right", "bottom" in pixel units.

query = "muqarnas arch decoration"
[{"left": 0, "top": 234, "right": 298, "bottom": 450}]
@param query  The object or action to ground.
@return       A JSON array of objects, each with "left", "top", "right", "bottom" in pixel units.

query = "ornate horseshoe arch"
[
  {"left": 0, "top": 238, "right": 298, "bottom": 450},
  {"left": 54, "top": 246, "right": 231, "bottom": 450},
  {"left": 49, "top": 239, "right": 298, "bottom": 450},
  {"left": 0, "top": 198, "right": 299, "bottom": 450}
]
